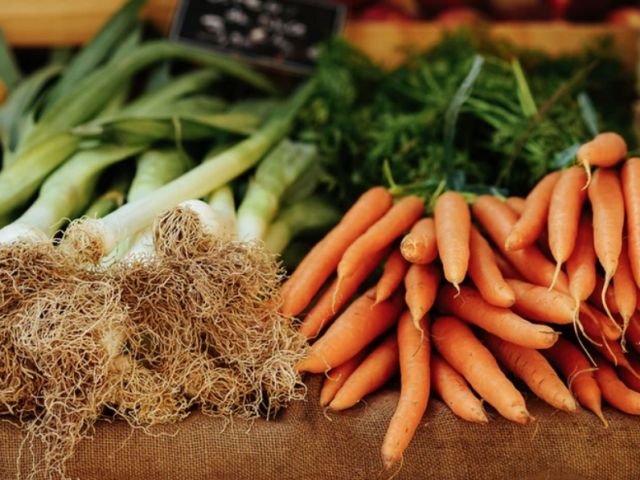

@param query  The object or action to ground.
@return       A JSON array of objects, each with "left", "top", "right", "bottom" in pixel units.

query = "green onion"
[
  {"left": 235, "top": 138, "right": 318, "bottom": 241},
  {"left": 127, "top": 148, "right": 194, "bottom": 203},
  {"left": 0, "top": 28, "right": 22, "bottom": 92},
  {"left": 0, "top": 143, "right": 146, "bottom": 243},
  {"left": 0, "top": 65, "right": 62, "bottom": 166},
  {"left": 62, "top": 80, "right": 315, "bottom": 260},
  {"left": 83, "top": 167, "right": 134, "bottom": 219},
  {"left": 21, "top": 40, "right": 277, "bottom": 153},
  {"left": 263, "top": 195, "right": 341, "bottom": 254},
  {"left": 117, "top": 148, "right": 194, "bottom": 260},
  {"left": 42, "top": 0, "right": 146, "bottom": 111},
  {"left": 206, "top": 184, "right": 237, "bottom": 230}
]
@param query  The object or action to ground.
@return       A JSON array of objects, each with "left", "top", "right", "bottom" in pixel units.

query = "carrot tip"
[
  {"left": 548, "top": 260, "right": 562, "bottom": 292},
  {"left": 581, "top": 161, "right": 592, "bottom": 190}
]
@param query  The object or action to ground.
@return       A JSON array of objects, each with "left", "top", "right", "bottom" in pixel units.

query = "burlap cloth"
[{"left": 0, "top": 374, "right": 638, "bottom": 480}]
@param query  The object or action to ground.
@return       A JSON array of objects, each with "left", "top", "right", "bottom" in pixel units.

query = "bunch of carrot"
[{"left": 280, "top": 130, "right": 640, "bottom": 470}]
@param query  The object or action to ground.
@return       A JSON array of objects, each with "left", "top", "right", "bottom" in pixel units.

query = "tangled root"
[
  {"left": 1, "top": 205, "right": 309, "bottom": 479},
  {"left": 57, "top": 217, "right": 115, "bottom": 266}
]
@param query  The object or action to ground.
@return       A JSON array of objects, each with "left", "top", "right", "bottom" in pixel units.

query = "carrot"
[
  {"left": 577, "top": 131, "right": 627, "bottom": 188},
  {"left": 541, "top": 336, "right": 607, "bottom": 426},
  {"left": 404, "top": 262, "right": 440, "bottom": 332},
  {"left": 468, "top": 225, "right": 515, "bottom": 308},
  {"left": 381, "top": 311, "right": 430, "bottom": 470},
  {"left": 621, "top": 157, "right": 640, "bottom": 289},
  {"left": 432, "top": 315, "right": 535, "bottom": 424},
  {"left": 591, "top": 332, "right": 638, "bottom": 378},
  {"left": 430, "top": 351, "right": 488, "bottom": 424},
  {"left": 588, "top": 167, "right": 625, "bottom": 326},
  {"left": 593, "top": 353, "right": 640, "bottom": 415},
  {"left": 617, "top": 358, "right": 640, "bottom": 394},
  {"left": 547, "top": 166, "right": 589, "bottom": 291},
  {"left": 505, "top": 278, "right": 575, "bottom": 325},
  {"left": 613, "top": 238, "right": 637, "bottom": 338},
  {"left": 624, "top": 310, "right": 640, "bottom": 357},
  {"left": 319, "top": 349, "right": 369, "bottom": 407},
  {"left": 298, "top": 246, "right": 390, "bottom": 339},
  {"left": 329, "top": 330, "right": 400, "bottom": 411},
  {"left": 374, "top": 246, "right": 410, "bottom": 305},
  {"left": 436, "top": 283, "right": 558, "bottom": 349},
  {"left": 505, "top": 170, "right": 562, "bottom": 252},
  {"left": 434, "top": 191, "right": 471, "bottom": 291},
  {"left": 280, "top": 186, "right": 393, "bottom": 317},
  {"left": 295, "top": 287, "right": 405, "bottom": 374},
  {"left": 566, "top": 211, "right": 597, "bottom": 321},
  {"left": 399, "top": 217, "right": 438, "bottom": 265},
  {"left": 582, "top": 303, "right": 621, "bottom": 342},
  {"left": 505, "top": 196, "right": 526, "bottom": 216},
  {"left": 484, "top": 333, "right": 578, "bottom": 412},
  {"left": 472, "top": 195, "right": 569, "bottom": 293},
  {"left": 492, "top": 247, "right": 525, "bottom": 281},
  {"left": 337, "top": 195, "right": 425, "bottom": 283},
  {"left": 588, "top": 274, "right": 620, "bottom": 316}
]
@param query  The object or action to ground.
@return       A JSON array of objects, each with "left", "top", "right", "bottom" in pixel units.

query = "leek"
[
  {"left": 61, "top": 80, "right": 315, "bottom": 261},
  {"left": 235, "top": 138, "right": 318, "bottom": 241},
  {"left": 263, "top": 195, "right": 342, "bottom": 254},
  {"left": 0, "top": 144, "right": 145, "bottom": 243}
]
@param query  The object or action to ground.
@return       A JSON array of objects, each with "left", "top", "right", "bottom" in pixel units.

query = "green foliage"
[{"left": 295, "top": 29, "right": 636, "bottom": 212}]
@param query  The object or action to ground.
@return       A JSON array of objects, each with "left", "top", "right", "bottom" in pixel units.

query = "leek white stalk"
[
  {"left": 119, "top": 148, "right": 194, "bottom": 260},
  {"left": 61, "top": 80, "right": 315, "bottom": 261},
  {"left": 235, "top": 138, "right": 317, "bottom": 241},
  {"left": 0, "top": 143, "right": 145, "bottom": 244},
  {"left": 206, "top": 184, "right": 237, "bottom": 235}
]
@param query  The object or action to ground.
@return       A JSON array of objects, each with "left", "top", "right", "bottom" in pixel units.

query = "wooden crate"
[{"left": 0, "top": 0, "right": 638, "bottom": 71}]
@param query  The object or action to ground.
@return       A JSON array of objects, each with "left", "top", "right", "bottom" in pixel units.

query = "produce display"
[
  {"left": 1, "top": 0, "right": 640, "bottom": 478},
  {"left": 344, "top": 0, "right": 640, "bottom": 26}
]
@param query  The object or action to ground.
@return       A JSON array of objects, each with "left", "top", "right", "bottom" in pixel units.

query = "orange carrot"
[
  {"left": 468, "top": 225, "right": 515, "bottom": 308},
  {"left": 566, "top": 211, "right": 597, "bottom": 320},
  {"left": 280, "top": 186, "right": 393, "bottom": 317},
  {"left": 613, "top": 238, "right": 637, "bottom": 337},
  {"left": 505, "top": 278, "right": 575, "bottom": 325},
  {"left": 329, "top": 330, "right": 400, "bottom": 411},
  {"left": 374, "top": 246, "right": 410, "bottom": 305},
  {"left": 296, "top": 288, "right": 405, "bottom": 374},
  {"left": 547, "top": 166, "right": 589, "bottom": 291},
  {"left": 617, "top": 357, "right": 640, "bottom": 394},
  {"left": 319, "top": 349, "right": 369, "bottom": 407},
  {"left": 505, "top": 170, "right": 562, "bottom": 252},
  {"left": 436, "top": 284, "right": 558, "bottom": 349},
  {"left": 592, "top": 332, "right": 637, "bottom": 377},
  {"left": 593, "top": 353, "right": 640, "bottom": 415},
  {"left": 404, "top": 262, "right": 440, "bottom": 331},
  {"left": 432, "top": 315, "right": 535, "bottom": 424},
  {"left": 298, "top": 246, "right": 390, "bottom": 339},
  {"left": 588, "top": 167, "right": 625, "bottom": 324},
  {"left": 589, "top": 274, "right": 620, "bottom": 316},
  {"left": 400, "top": 217, "right": 438, "bottom": 265},
  {"left": 484, "top": 333, "right": 577, "bottom": 412},
  {"left": 505, "top": 196, "right": 526, "bottom": 216},
  {"left": 381, "top": 311, "right": 430, "bottom": 470},
  {"left": 472, "top": 195, "right": 569, "bottom": 293},
  {"left": 430, "top": 351, "right": 488, "bottom": 424},
  {"left": 583, "top": 303, "right": 621, "bottom": 342},
  {"left": 337, "top": 195, "right": 425, "bottom": 282},
  {"left": 621, "top": 157, "right": 640, "bottom": 289},
  {"left": 541, "top": 336, "right": 607, "bottom": 426},
  {"left": 624, "top": 310, "right": 640, "bottom": 357},
  {"left": 577, "top": 131, "right": 627, "bottom": 188},
  {"left": 434, "top": 191, "right": 471, "bottom": 291},
  {"left": 492, "top": 247, "right": 525, "bottom": 281}
]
